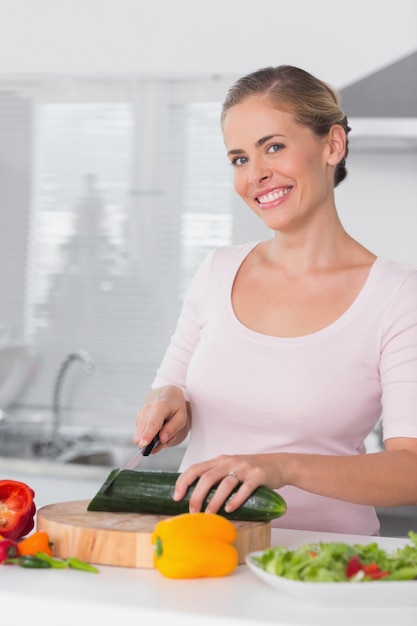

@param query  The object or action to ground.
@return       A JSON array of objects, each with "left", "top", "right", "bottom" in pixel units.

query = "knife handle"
[{"left": 141, "top": 433, "right": 160, "bottom": 456}]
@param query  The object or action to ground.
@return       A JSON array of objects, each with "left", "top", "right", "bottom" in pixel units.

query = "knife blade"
[
  {"left": 122, "top": 433, "right": 161, "bottom": 470},
  {"left": 101, "top": 432, "right": 161, "bottom": 494}
]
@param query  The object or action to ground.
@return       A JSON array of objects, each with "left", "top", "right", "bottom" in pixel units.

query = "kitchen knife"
[
  {"left": 122, "top": 433, "right": 161, "bottom": 470},
  {"left": 101, "top": 432, "right": 160, "bottom": 494}
]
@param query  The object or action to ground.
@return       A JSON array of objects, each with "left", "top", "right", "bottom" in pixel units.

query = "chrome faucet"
[{"left": 49, "top": 350, "right": 95, "bottom": 454}]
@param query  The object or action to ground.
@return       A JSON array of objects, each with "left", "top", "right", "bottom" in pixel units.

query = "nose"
[{"left": 247, "top": 157, "right": 271, "bottom": 185}]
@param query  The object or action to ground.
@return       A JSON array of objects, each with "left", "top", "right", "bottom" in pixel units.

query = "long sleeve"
[{"left": 151, "top": 249, "right": 215, "bottom": 400}]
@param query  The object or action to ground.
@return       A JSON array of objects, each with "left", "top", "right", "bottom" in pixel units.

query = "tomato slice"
[{"left": 346, "top": 556, "right": 390, "bottom": 580}]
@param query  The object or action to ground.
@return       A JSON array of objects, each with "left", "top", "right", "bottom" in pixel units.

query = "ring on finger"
[{"left": 228, "top": 470, "right": 239, "bottom": 481}]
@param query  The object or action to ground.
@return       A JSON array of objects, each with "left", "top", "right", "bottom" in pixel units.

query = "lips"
[{"left": 256, "top": 187, "right": 292, "bottom": 205}]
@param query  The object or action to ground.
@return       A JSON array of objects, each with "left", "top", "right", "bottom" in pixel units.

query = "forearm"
[
  {"left": 173, "top": 441, "right": 417, "bottom": 516},
  {"left": 281, "top": 448, "right": 417, "bottom": 507}
]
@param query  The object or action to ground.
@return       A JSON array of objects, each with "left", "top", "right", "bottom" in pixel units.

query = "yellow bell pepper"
[
  {"left": 152, "top": 512, "right": 239, "bottom": 579},
  {"left": 151, "top": 511, "right": 237, "bottom": 544}
]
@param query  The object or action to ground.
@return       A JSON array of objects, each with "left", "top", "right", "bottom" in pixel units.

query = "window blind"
[{"left": 0, "top": 76, "right": 269, "bottom": 432}]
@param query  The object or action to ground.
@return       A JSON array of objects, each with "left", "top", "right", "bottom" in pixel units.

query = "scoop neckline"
[{"left": 223, "top": 242, "right": 382, "bottom": 345}]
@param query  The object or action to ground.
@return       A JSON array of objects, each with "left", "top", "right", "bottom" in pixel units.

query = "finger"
[
  {"left": 142, "top": 403, "right": 182, "bottom": 445},
  {"left": 223, "top": 482, "right": 256, "bottom": 513},
  {"left": 173, "top": 461, "right": 214, "bottom": 503},
  {"left": 158, "top": 416, "right": 178, "bottom": 445},
  {"left": 204, "top": 473, "right": 244, "bottom": 514},
  {"left": 133, "top": 408, "right": 149, "bottom": 444},
  {"left": 134, "top": 406, "right": 165, "bottom": 447},
  {"left": 186, "top": 463, "right": 238, "bottom": 513},
  {"left": 151, "top": 433, "right": 177, "bottom": 452}
]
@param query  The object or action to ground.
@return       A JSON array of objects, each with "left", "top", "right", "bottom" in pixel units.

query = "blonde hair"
[{"left": 221, "top": 65, "right": 351, "bottom": 187}]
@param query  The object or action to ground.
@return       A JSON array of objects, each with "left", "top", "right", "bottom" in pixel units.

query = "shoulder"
[
  {"left": 186, "top": 241, "right": 260, "bottom": 300},
  {"left": 211, "top": 240, "right": 260, "bottom": 260},
  {"left": 374, "top": 257, "right": 417, "bottom": 296},
  {"left": 372, "top": 258, "right": 417, "bottom": 332},
  {"left": 187, "top": 241, "right": 261, "bottom": 302},
  {"left": 376, "top": 256, "right": 417, "bottom": 276},
  {"left": 208, "top": 241, "right": 260, "bottom": 269}
]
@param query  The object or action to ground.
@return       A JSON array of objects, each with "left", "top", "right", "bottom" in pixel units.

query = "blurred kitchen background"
[{"left": 0, "top": 0, "right": 416, "bottom": 532}]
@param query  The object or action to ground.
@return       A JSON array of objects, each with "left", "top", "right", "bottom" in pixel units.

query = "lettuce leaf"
[{"left": 253, "top": 531, "right": 417, "bottom": 582}]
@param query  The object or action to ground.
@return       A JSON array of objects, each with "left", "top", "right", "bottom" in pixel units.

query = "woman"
[{"left": 134, "top": 65, "right": 417, "bottom": 535}]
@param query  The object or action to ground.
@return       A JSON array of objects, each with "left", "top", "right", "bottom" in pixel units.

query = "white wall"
[
  {"left": 337, "top": 149, "right": 417, "bottom": 266},
  {"left": 0, "top": 0, "right": 416, "bottom": 88},
  {"left": 0, "top": 0, "right": 415, "bottom": 430},
  {"left": 0, "top": 0, "right": 416, "bottom": 269}
]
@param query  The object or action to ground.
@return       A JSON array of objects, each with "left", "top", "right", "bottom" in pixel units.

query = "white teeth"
[{"left": 257, "top": 187, "right": 291, "bottom": 204}]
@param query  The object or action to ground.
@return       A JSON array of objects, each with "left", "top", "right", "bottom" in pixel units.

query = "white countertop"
[{"left": 1, "top": 461, "right": 417, "bottom": 626}]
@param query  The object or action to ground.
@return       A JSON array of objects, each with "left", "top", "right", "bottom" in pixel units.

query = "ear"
[{"left": 325, "top": 124, "right": 346, "bottom": 165}]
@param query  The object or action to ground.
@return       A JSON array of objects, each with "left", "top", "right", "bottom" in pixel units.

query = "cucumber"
[{"left": 87, "top": 469, "right": 287, "bottom": 522}]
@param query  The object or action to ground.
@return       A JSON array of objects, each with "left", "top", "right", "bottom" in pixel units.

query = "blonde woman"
[{"left": 134, "top": 66, "right": 417, "bottom": 535}]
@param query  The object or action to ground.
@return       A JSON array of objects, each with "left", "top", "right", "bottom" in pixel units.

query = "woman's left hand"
[
  {"left": 173, "top": 443, "right": 417, "bottom": 513},
  {"left": 173, "top": 454, "right": 277, "bottom": 514}
]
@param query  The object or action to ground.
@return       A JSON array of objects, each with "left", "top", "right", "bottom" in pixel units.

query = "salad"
[{"left": 252, "top": 531, "right": 417, "bottom": 582}]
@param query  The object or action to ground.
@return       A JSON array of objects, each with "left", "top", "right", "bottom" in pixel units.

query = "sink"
[
  {"left": 2, "top": 414, "right": 414, "bottom": 535},
  {"left": 0, "top": 416, "right": 185, "bottom": 471},
  {"left": 0, "top": 420, "right": 417, "bottom": 537},
  {"left": 56, "top": 447, "right": 116, "bottom": 466},
  {"left": 55, "top": 441, "right": 185, "bottom": 470}
]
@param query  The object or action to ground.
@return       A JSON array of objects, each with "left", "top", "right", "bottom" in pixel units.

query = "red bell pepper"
[
  {"left": 0, "top": 538, "right": 18, "bottom": 562},
  {"left": 0, "top": 480, "right": 36, "bottom": 540}
]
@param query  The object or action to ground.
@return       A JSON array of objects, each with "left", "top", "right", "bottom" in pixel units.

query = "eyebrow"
[{"left": 227, "top": 133, "right": 286, "bottom": 157}]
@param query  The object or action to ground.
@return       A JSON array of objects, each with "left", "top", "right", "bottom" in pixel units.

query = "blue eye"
[
  {"left": 230, "top": 156, "right": 248, "bottom": 167},
  {"left": 268, "top": 143, "right": 284, "bottom": 153}
]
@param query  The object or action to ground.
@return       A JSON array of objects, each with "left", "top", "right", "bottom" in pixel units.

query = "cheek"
[
  {"left": 233, "top": 174, "right": 260, "bottom": 213},
  {"left": 233, "top": 170, "right": 247, "bottom": 198}
]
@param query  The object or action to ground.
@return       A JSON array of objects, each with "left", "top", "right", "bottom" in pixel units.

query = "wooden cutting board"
[{"left": 37, "top": 500, "right": 271, "bottom": 568}]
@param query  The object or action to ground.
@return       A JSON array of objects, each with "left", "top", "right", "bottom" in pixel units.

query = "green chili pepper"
[
  {"left": 35, "top": 552, "right": 68, "bottom": 568},
  {"left": 66, "top": 557, "right": 99, "bottom": 573},
  {"left": 35, "top": 551, "right": 99, "bottom": 573},
  {"left": 5, "top": 551, "right": 98, "bottom": 573},
  {"left": 5, "top": 555, "right": 52, "bottom": 568}
]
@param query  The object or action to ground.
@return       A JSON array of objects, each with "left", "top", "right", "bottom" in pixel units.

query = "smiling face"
[{"left": 222, "top": 95, "right": 344, "bottom": 234}]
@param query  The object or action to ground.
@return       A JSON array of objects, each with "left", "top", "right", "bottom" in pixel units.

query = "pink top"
[{"left": 152, "top": 241, "right": 417, "bottom": 535}]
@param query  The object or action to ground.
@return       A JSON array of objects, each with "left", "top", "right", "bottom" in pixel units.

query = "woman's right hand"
[{"left": 133, "top": 385, "right": 191, "bottom": 451}]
